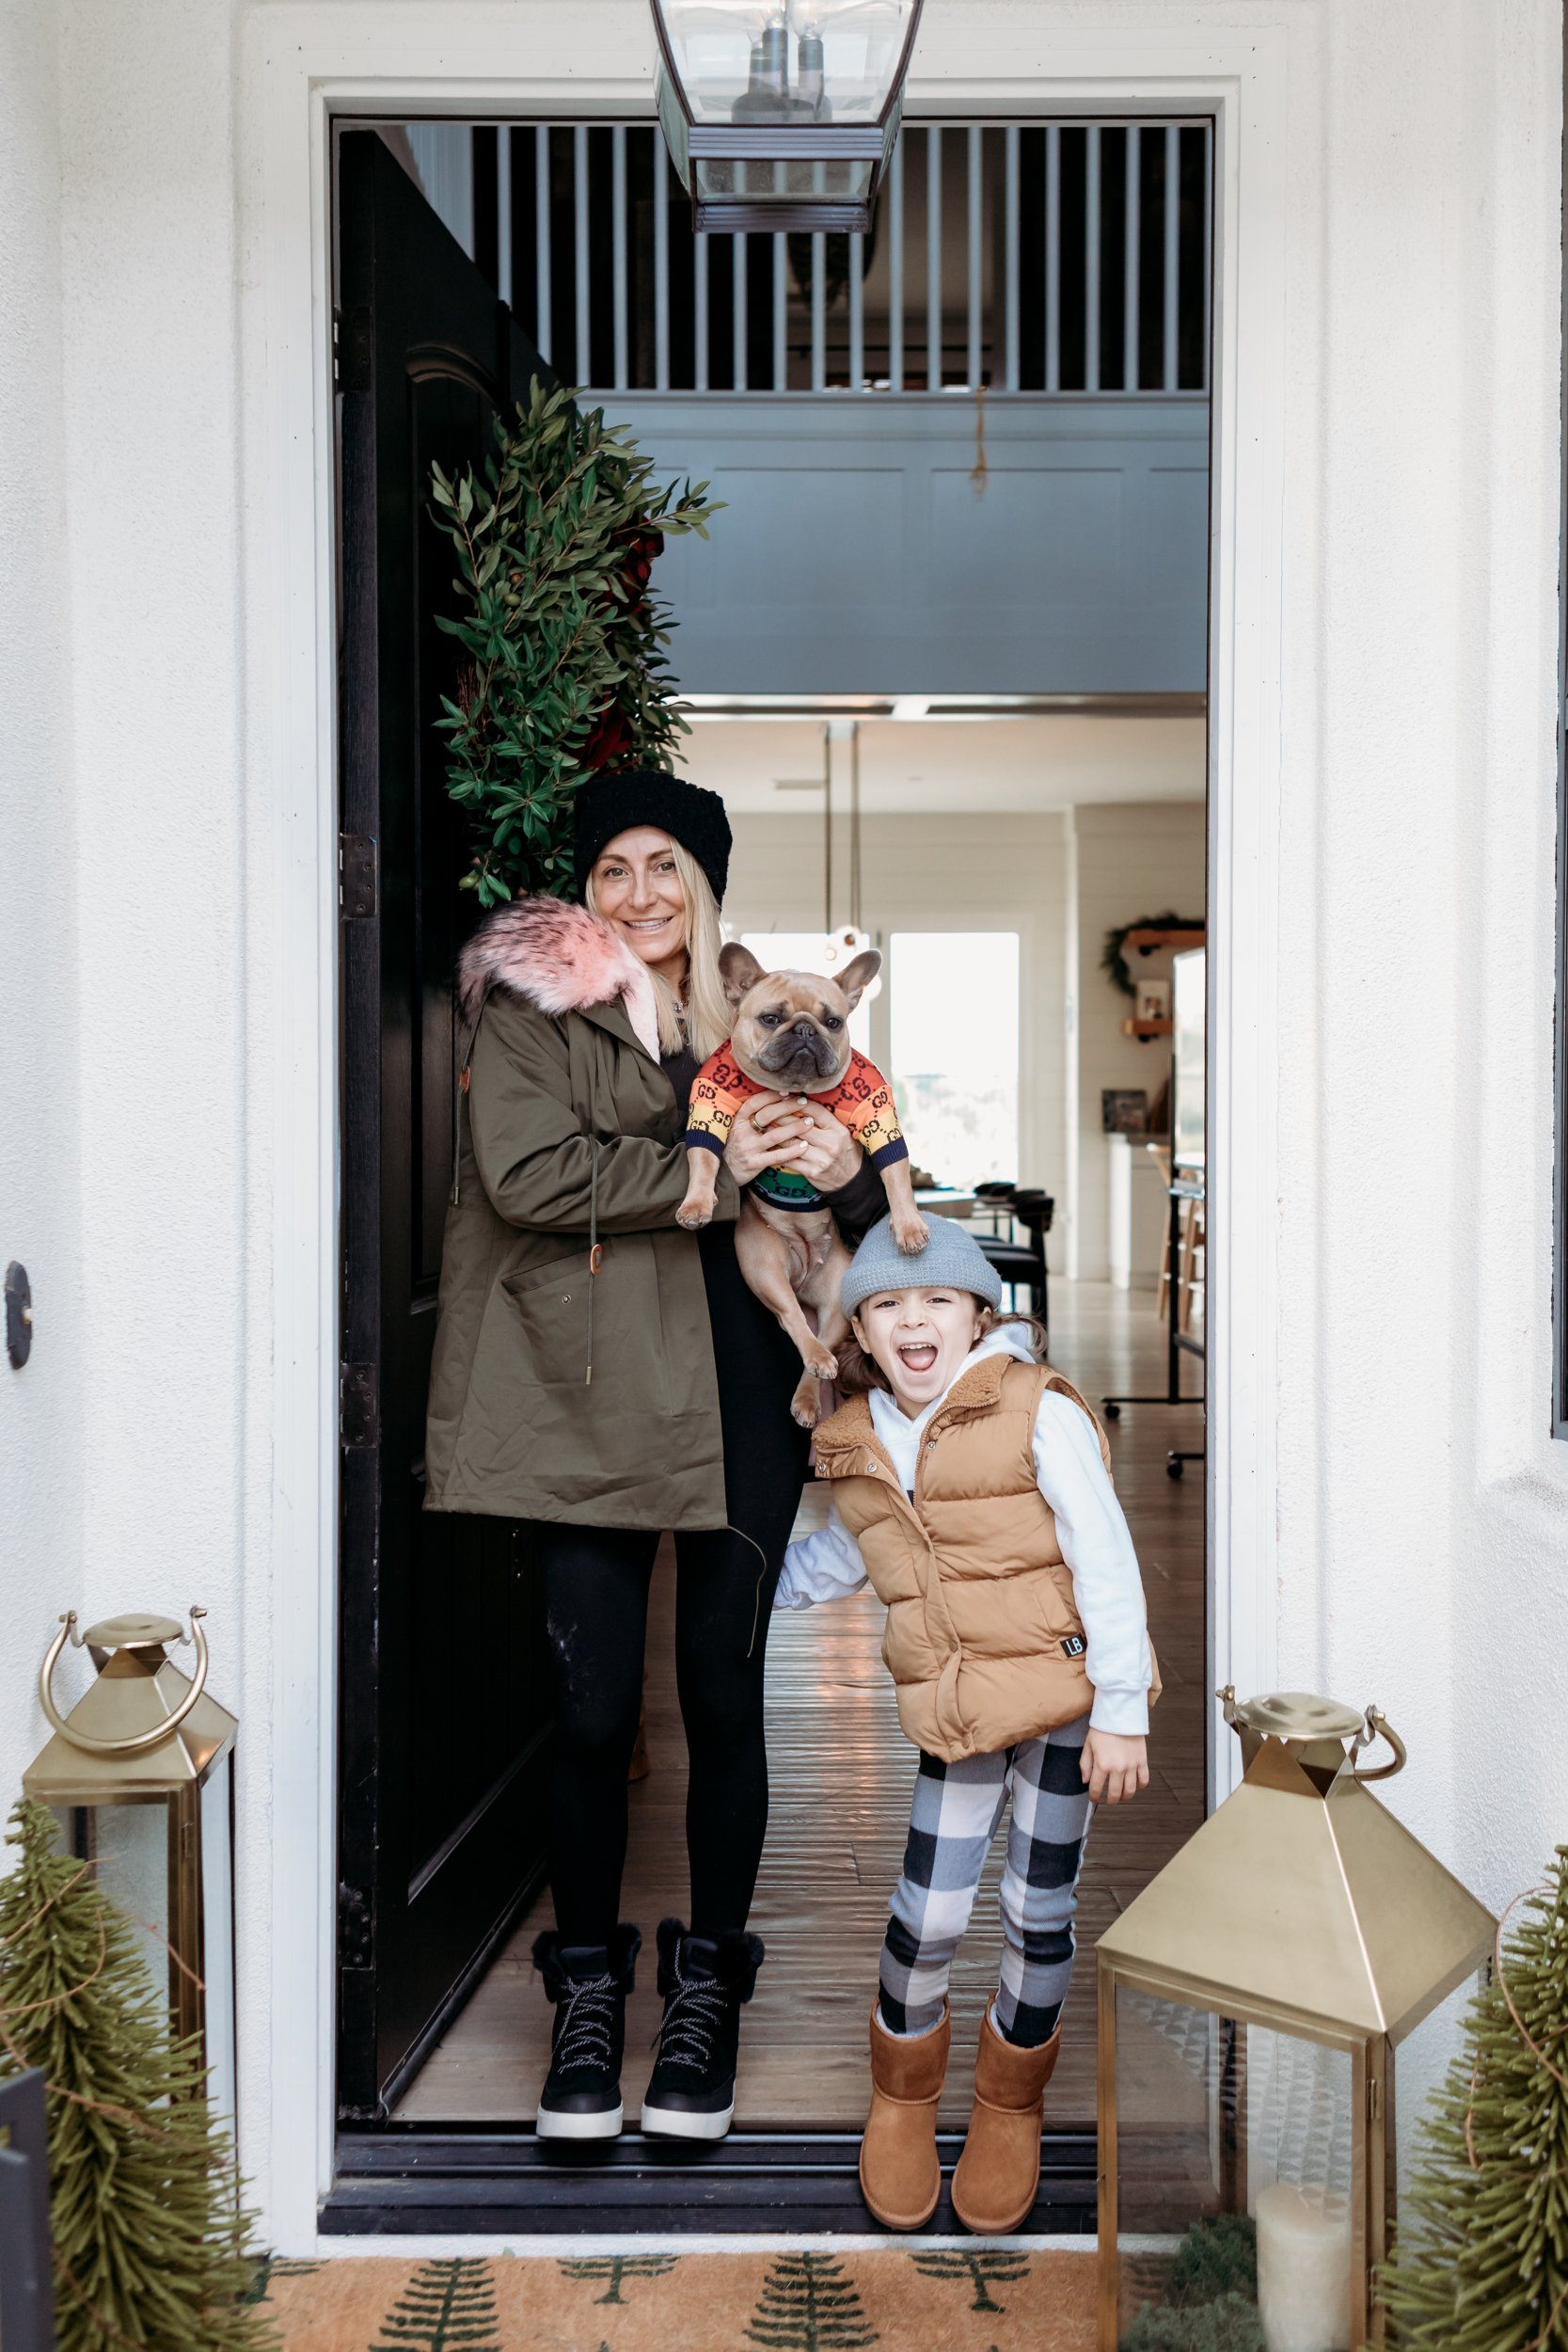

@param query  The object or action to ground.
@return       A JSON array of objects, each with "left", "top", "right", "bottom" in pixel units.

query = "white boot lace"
[{"left": 554, "top": 1971, "right": 618, "bottom": 2072}]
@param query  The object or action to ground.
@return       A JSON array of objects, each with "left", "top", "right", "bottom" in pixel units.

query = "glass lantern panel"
[
  {"left": 1115, "top": 1989, "right": 1356, "bottom": 2352},
  {"left": 87, "top": 1799, "right": 171, "bottom": 2000},
  {"left": 658, "top": 0, "right": 917, "bottom": 128},
  {"left": 692, "top": 154, "right": 875, "bottom": 205}
]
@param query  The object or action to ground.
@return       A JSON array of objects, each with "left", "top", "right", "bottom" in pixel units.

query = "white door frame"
[{"left": 244, "top": 0, "right": 1290, "bottom": 2253}]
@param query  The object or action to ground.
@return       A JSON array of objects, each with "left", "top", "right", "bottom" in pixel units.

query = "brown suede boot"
[
  {"left": 950, "top": 2007, "right": 1062, "bottom": 2233},
  {"left": 858, "top": 2000, "right": 950, "bottom": 2231}
]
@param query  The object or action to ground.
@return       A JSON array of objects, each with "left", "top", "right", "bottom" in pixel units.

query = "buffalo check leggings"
[{"left": 877, "top": 1716, "right": 1094, "bottom": 2049}]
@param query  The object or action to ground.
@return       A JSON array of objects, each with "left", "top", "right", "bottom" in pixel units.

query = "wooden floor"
[{"left": 393, "top": 1279, "right": 1205, "bottom": 2129}]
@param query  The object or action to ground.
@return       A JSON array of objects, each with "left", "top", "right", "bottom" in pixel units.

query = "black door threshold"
[{"left": 323, "top": 2129, "right": 1099, "bottom": 2237}]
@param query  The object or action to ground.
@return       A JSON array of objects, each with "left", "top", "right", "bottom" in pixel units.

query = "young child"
[{"left": 775, "top": 1214, "right": 1155, "bottom": 2234}]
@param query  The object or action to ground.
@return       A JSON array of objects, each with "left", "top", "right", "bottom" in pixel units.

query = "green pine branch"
[
  {"left": 0, "top": 1799, "right": 272, "bottom": 2352},
  {"left": 429, "top": 378, "right": 724, "bottom": 908},
  {"left": 1375, "top": 1845, "right": 1568, "bottom": 2351}
]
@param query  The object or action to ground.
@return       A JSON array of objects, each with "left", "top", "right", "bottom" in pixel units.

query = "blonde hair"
[{"left": 585, "top": 833, "right": 731, "bottom": 1062}]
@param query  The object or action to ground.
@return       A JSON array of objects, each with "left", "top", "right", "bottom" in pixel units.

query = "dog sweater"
[{"left": 684, "top": 1044, "right": 909, "bottom": 1214}]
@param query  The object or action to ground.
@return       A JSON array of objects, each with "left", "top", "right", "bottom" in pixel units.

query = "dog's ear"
[
  {"left": 719, "top": 940, "right": 768, "bottom": 1008},
  {"left": 836, "top": 948, "right": 882, "bottom": 1012}
]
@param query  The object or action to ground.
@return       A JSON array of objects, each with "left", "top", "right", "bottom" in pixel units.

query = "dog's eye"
[
  {"left": 823, "top": 1014, "right": 843, "bottom": 1030},
  {"left": 759, "top": 1011, "right": 783, "bottom": 1027}
]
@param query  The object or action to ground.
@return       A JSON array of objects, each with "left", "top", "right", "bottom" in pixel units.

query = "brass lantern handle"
[
  {"left": 1350, "top": 1705, "right": 1406, "bottom": 1782},
  {"left": 39, "top": 1608, "right": 211, "bottom": 1756}
]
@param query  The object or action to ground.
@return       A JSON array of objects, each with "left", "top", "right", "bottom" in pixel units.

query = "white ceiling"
[{"left": 678, "top": 715, "right": 1207, "bottom": 817}]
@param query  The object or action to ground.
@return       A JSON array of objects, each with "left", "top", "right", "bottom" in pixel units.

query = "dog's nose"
[{"left": 790, "top": 1020, "right": 817, "bottom": 1041}]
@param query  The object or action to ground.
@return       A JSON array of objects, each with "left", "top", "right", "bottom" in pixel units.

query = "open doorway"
[{"left": 328, "top": 109, "right": 1212, "bottom": 2233}]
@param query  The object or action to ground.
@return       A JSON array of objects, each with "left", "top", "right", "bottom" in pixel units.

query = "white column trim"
[{"left": 244, "top": 0, "right": 1292, "bottom": 2251}]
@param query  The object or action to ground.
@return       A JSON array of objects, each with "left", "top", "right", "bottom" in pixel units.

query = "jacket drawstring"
[
  {"left": 585, "top": 1145, "right": 601, "bottom": 1385},
  {"left": 450, "top": 988, "right": 488, "bottom": 1208}
]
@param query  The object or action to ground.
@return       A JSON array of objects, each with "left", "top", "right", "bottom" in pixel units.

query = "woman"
[{"left": 424, "top": 770, "right": 888, "bottom": 2145}]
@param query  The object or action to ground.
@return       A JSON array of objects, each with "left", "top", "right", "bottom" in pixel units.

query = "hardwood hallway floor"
[{"left": 392, "top": 1279, "right": 1205, "bottom": 2129}]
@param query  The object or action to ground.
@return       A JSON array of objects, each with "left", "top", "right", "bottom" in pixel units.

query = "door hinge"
[
  {"left": 338, "top": 1881, "right": 374, "bottom": 1969},
  {"left": 335, "top": 302, "right": 373, "bottom": 394},
  {"left": 341, "top": 1362, "right": 379, "bottom": 1450},
  {"left": 340, "top": 834, "right": 378, "bottom": 918}
]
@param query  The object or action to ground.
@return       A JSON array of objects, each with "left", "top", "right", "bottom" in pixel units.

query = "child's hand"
[{"left": 1082, "top": 1730, "right": 1148, "bottom": 1805}]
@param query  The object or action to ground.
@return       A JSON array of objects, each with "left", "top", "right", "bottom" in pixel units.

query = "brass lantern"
[
  {"left": 1096, "top": 1691, "right": 1496, "bottom": 2352},
  {"left": 651, "top": 0, "right": 925, "bottom": 232},
  {"left": 24, "top": 1610, "right": 238, "bottom": 2126}
]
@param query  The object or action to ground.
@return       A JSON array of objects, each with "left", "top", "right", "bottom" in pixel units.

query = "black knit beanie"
[{"left": 573, "top": 770, "right": 732, "bottom": 908}]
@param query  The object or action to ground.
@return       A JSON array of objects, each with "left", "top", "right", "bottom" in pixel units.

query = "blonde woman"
[{"left": 424, "top": 772, "right": 889, "bottom": 2147}]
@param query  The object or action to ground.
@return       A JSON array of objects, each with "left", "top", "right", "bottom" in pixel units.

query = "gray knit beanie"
[{"left": 841, "top": 1214, "right": 1004, "bottom": 1320}]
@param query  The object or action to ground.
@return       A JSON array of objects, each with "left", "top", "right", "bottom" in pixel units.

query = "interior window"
[{"left": 890, "top": 930, "right": 1020, "bottom": 1188}]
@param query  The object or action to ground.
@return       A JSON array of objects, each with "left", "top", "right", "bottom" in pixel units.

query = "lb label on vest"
[{"left": 1061, "top": 1635, "right": 1086, "bottom": 1658}]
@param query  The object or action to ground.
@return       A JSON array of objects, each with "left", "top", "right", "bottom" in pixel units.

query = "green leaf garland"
[{"left": 429, "top": 378, "right": 723, "bottom": 907}]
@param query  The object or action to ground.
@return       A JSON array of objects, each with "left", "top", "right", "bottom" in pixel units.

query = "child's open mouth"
[{"left": 897, "top": 1343, "right": 939, "bottom": 1375}]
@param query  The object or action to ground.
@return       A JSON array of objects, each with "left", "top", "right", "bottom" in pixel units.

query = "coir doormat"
[{"left": 258, "top": 2246, "right": 1100, "bottom": 2352}]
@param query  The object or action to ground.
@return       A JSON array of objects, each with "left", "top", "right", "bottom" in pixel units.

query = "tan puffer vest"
[{"left": 812, "top": 1353, "right": 1158, "bottom": 1762}]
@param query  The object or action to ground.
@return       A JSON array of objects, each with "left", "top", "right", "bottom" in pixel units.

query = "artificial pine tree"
[
  {"left": 910, "top": 2249, "right": 1030, "bottom": 2312},
  {"left": 0, "top": 1799, "right": 266, "bottom": 2352},
  {"left": 1376, "top": 1844, "right": 1568, "bottom": 2349},
  {"left": 743, "top": 2250, "right": 879, "bottom": 2351},
  {"left": 557, "top": 2253, "right": 678, "bottom": 2305},
  {"left": 372, "top": 2259, "right": 499, "bottom": 2352},
  {"left": 429, "top": 380, "right": 722, "bottom": 908}
]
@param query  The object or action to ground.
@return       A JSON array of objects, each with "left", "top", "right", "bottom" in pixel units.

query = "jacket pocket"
[{"left": 499, "top": 1249, "right": 597, "bottom": 1388}]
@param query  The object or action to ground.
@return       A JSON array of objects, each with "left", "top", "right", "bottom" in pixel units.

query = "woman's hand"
[
  {"left": 721, "top": 1092, "right": 814, "bottom": 1185},
  {"left": 751, "top": 1093, "right": 863, "bottom": 1192},
  {"left": 1081, "top": 1729, "right": 1149, "bottom": 1805}
]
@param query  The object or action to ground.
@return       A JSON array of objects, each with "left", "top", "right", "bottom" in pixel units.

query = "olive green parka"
[{"left": 423, "top": 897, "right": 739, "bottom": 1529}]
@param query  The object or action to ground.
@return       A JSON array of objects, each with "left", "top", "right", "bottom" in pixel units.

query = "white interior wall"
[
  {"left": 726, "top": 811, "right": 1069, "bottom": 1248},
  {"left": 1073, "top": 803, "right": 1208, "bottom": 1280}
]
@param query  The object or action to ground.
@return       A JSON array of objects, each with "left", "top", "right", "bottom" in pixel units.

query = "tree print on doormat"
[
  {"left": 744, "top": 2252, "right": 879, "bottom": 2351},
  {"left": 371, "top": 2259, "right": 499, "bottom": 2352},
  {"left": 245, "top": 2258, "right": 321, "bottom": 2305},
  {"left": 910, "top": 2249, "right": 1030, "bottom": 2312},
  {"left": 558, "top": 2253, "right": 679, "bottom": 2305}
]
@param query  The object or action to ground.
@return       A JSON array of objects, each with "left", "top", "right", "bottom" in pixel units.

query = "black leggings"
[{"left": 537, "top": 1222, "right": 811, "bottom": 1943}]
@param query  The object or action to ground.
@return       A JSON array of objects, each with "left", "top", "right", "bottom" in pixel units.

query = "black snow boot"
[
  {"left": 640, "top": 1916, "right": 765, "bottom": 2142},
  {"left": 533, "top": 1923, "right": 641, "bottom": 2141}
]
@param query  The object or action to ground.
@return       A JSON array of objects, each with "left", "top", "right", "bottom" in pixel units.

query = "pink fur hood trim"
[{"left": 458, "top": 897, "right": 661, "bottom": 1060}]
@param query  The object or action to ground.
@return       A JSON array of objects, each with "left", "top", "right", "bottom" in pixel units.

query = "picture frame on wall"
[{"left": 1102, "top": 1089, "right": 1150, "bottom": 1136}]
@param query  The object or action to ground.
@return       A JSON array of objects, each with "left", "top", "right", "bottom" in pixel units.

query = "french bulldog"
[{"left": 677, "top": 942, "right": 930, "bottom": 1426}]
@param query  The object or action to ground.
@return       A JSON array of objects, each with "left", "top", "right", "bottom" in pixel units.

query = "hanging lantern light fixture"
[{"left": 651, "top": 0, "right": 925, "bottom": 233}]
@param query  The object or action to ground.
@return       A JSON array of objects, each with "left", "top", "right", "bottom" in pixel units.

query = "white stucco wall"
[
  {"left": 0, "top": 0, "right": 268, "bottom": 2201},
  {"left": 0, "top": 0, "right": 83, "bottom": 1787},
  {"left": 1273, "top": 0, "right": 1568, "bottom": 1916},
  {"left": 0, "top": 0, "right": 1562, "bottom": 2255}
]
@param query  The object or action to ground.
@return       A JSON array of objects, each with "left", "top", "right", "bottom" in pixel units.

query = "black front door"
[{"left": 336, "top": 131, "right": 559, "bottom": 2119}]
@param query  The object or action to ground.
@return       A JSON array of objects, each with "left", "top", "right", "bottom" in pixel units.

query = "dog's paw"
[
  {"left": 790, "top": 1374, "right": 826, "bottom": 1428},
  {"left": 675, "top": 1203, "right": 714, "bottom": 1231},
  {"left": 893, "top": 1215, "right": 930, "bottom": 1255}
]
